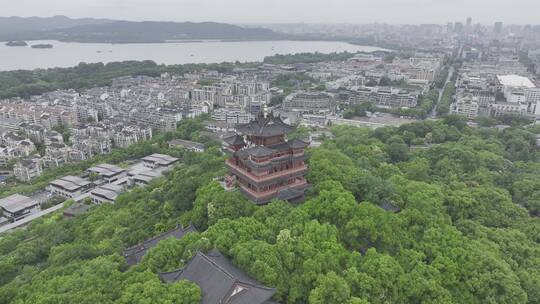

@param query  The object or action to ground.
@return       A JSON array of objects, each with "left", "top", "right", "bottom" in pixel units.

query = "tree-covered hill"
[
  {"left": 0, "top": 117, "right": 539, "bottom": 304},
  {"left": 0, "top": 16, "right": 113, "bottom": 40},
  {"left": 0, "top": 16, "right": 284, "bottom": 43},
  {"left": 44, "top": 21, "right": 283, "bottom": 43}
]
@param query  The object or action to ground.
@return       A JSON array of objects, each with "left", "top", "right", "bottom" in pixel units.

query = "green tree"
[{"left": 309, "top": 272, "right": 351, "bottom": 304}]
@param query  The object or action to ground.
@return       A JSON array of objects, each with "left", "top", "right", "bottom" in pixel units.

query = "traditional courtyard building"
[
  {"left": 160, "top": 249, "right": 276, "bottom": 304},
  {"left": 223, "top": 111, "right": 309, "bottom": 204}
]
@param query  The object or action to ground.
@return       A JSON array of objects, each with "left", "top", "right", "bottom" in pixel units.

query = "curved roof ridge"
[
  {"left": 159, "top": 268, "right": 184, "bottom": 282},
  {"left": 199, "top": 249, "right": 237, "bottom": 280},
  {"left": 237, "top": 280, "right": 278, "bottom": 291},
  {"left": 124, "top": 224, "right": 196, "bottom": 255},
  {"left": 202, "top": 249, "right": 276, "bottom": 291}
]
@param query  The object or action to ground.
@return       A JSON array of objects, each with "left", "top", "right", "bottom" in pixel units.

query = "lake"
[{"left": 0, "top": 40, "right": 385, "bottom": 71}]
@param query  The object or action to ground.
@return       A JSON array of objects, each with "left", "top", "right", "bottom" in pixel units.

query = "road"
[
  {"left": 0, "top": 201, "right": 67, "bottom": 234},
  {"left": 431, "top": 65, "right": 454, "bottom": 119},
  {"left": 0, "top": 161, "right": 153, "bottom": 234}
]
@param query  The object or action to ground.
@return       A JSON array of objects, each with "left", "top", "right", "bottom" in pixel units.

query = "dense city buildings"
[
  {"left": 454, "top": 60, "right": 540, "bottom": 120},
  {"left": 1, "top": 27, "right": 539, "bottom": 188}
]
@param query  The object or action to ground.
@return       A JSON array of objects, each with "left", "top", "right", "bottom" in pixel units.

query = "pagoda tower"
[{"left": 223, "top": 111, "right": 309, "bottom": 204}]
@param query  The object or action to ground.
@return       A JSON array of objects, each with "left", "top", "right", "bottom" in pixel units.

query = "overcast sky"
[{"left": 1, "top": 0, "right": 539, "bottom": 25}]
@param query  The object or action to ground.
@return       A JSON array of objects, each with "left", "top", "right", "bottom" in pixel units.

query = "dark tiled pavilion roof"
[
  {"left": 160, "top": 249, "right": 276, "bottom": 304},
  {"left": 224, "top": 134, "right": 246, "bottom": 146},
  {"left": 123, "top": 225, "right": 196, "bottom": 266},
  {"left": 236, "top": 113, "right": 295, "bottom": 137}
]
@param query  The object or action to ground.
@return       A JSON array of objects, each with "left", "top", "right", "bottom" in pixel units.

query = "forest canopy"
[{"left": 0, "top": 116, "right": 539, "bottom": 304}]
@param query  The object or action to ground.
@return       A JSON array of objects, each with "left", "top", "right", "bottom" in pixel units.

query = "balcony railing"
[
  {"left": 226, "top": 160, "right": 308, "bottom": 183},
  {"left": 239, "top": 179, "right": 309, "bottom": 201},
  {"left": 239, "top": 154, "right": 308, "bottom": 170}
]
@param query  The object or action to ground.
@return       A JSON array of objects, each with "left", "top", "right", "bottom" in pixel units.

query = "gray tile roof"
[
  {"left": 50, "top": 176, "right": 90, "bottom": 191},
  {"left": 287, "top": 139, "right": 309, "bottom": 149},
  {"left": 223, "top": 134, "right": 246, "bottom": 146},
  {"left": 0, "top": 194, "right": 37, "bottom": 213},
  {"left": 90, "top": 184, "right": 124, "bottom": 201},
  {"left": 123, "top": 225, "right": 197, "bottom": 266},
  {"left": 245, "top": 146, "right": 275, "bottom": 157},
  {"left": 141, "top": 153, "right": 179, "bottom": 166},
  {"left": 160, "top": 249, "right": 276, "bottom": 304},
  {"left": 237, "top": 113, "right": 295, "bottom": 137},
  {"left": 87, "top": 164, "right": 126, "bottom": 177}
]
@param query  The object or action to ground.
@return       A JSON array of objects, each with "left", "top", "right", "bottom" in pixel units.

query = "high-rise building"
[
  {"left": 223, "top": 111, "right": 309, "bottom": 204},
  {"left": 454, "top": 22, "right": 464, "bottom": 33},
  {"left": 494, "top": 22, "right": 503, "bottom": 34},
  {"left": 466, "top": 17, "right": 472, "bottom": 27},
  {"left": 446, "top": 22, "right": 454, "bottom": 33}
]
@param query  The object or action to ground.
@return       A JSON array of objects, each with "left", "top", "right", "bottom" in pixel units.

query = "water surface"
[{"left": 0, "top": 40, "right": 385, "bottom": 71}]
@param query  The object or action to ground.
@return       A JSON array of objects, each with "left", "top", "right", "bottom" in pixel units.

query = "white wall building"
[{"left": 451, "top": 95, "right": 480, "bottom": 119}]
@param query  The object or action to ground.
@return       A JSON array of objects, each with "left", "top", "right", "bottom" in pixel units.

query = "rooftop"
[
  {"left": 87, "top": 164, "right": 126, "bottom": 177},
  {"left": 237, "top": 112, "right": 295, "bottom": 137},
  {"left": 123, "top": 225, "right": 196, "bottom": 266},
  {"left": 50, "top": 176, "right": 91, "bottom": 191},
  {"left": 133, "top": 169, "right": 164, "bottom": 183},
  {"left": 497, "top": 75, "right": 536, "bottom": 88},
  {"left": 235, "top": 139, "right": 309, "bottom": 158},
  {"left": 160, "top": 249, "right": 276, "bottom": 304},
  {"left": 91, "top": 184, "right": 124, "bottom": 201},
  {"left": 0, "top": 194, "right": 37, "bottom": 213},
  {"left": 141, "top": 153, "right": 179, "bottom": 166},
  {"left": 223, "top": 134, "right": 246, "bottom": 146}
]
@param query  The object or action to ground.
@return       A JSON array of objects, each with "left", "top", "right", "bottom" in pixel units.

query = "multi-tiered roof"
[
  {"left": 224, "top": 112, "right": 309, "bottom": 204},
  {"left": 236, "top": 113, "right": 295, "bottom": 137}
]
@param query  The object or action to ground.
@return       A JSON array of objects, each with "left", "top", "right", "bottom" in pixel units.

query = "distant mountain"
[
  {"left": 43, "top": 21, "right": 285, "bottom": 43},
  {"left": 0, "top": 16, "right": 287, "bottom": 43},
  {"left": 0, "top": 15, "right": 113, "bottom": 40}
]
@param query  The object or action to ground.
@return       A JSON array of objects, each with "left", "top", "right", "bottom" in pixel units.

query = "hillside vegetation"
[{"left": 0, "top": 117, "right": 539, "bottom": 304}]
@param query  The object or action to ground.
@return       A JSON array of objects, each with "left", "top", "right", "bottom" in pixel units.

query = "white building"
[
  {"left": 212, "top": 108, "right": 252, "bottom": 124},
  {"left": 495, "top": 75, "right": 540, "bottom": 117},
  {"left": 451, "top": 95, "right": 480, "bottom": 119},
  {"left": 87, "top": 164, "right": 127, "bottom": 183},
  {"left": 141, "top": 154, "right": 179, "bottom": 169},
  {"left": 0, "top": 194, "right": 39, "bottom": 222},
  {"left": 490, "top": 102, "right": 529, "bottom": 117},
  {"left": 131, "top": 170, "right": 163, "bottom": 186},
  {"left": 13, "top": 158, "right": 43, "bottom": 182},
  {"left": 90, "top": 184, "right": 124, "bottom": 204},
  {"left": 48, "top": 176, "right": 92, "bottom": 199},
  {"left": 283, "top": 92, "right": 334, "bottom": 114}
]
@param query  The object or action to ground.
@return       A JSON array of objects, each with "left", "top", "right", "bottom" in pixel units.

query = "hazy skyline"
[{"left": 1, "top": 0, "right": 539, "bottom": 25}]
